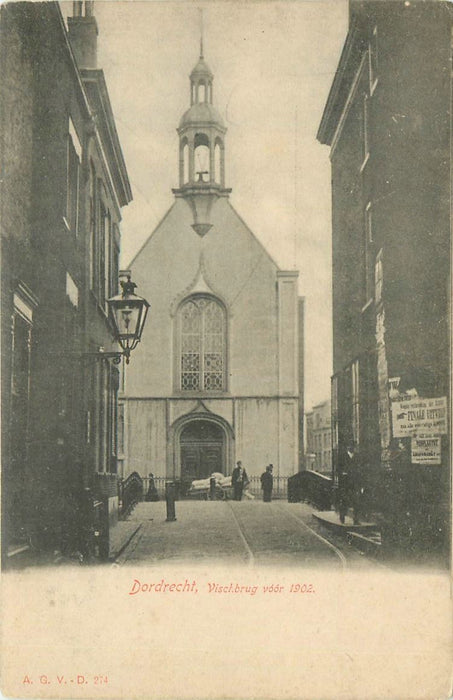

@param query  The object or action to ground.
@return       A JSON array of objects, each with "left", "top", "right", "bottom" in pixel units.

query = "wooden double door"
[{"left": 180, "top": 420, "right": 225, "bottom": 482}]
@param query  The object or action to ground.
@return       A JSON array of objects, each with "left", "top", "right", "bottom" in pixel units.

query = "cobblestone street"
[{"left": 115, "top": 500, "right": 382, "bottom": 569}]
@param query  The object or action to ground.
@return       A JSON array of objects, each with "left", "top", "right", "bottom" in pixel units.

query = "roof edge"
[
  {"left": 226, "top": 201, "right": 281, "bottom": 271},
  {"left": 317, "top": 20, "right": 362, "bottom": 145},
  {"left": 81, "top": 69, "right": 132, "bottom": 205},
  {"left": 127, "top": 201, "right": 178, "bottom": 268}
]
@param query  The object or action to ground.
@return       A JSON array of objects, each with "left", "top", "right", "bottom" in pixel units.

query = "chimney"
[{"left": 68, "top": 1, "right": 98, "bottom": 69}]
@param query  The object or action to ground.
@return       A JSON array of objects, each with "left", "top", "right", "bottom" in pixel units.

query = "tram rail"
[
  {"left": 226, "top": 501, "right": 255, "bottom": 566},
  {"left": 275, "top": 503, "right": 347, "bottom": 570},
  {"left": 227, "top": 501, "right": 347, "bottom": 569}
]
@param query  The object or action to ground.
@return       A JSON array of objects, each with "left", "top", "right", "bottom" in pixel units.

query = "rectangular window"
[
  {"left": 111, "top": 231, "right": 119, "bottom": 298},
  {"left": 109, "top": 366, "right": 119, "bottom": 473},
  {"left": 362, "top": 94, "right": 369, "bottom": 165},
  {"left": 98, "top": 362, "right": 106, "bottom": 472},
  {"left": 351, "top": 360, "right": 360, "bottom": 446},
  {"left": 91, "top": 363, "right": 100, "bottom": 471},
  {"left": 104, "top": 212, "right": 111, "bottom": 308},
  {"left": 369, "top": 26, "right": 378, "bottom": 92},
  {"left": 364, "top": 203, "right": 374, "bottom": 303},
  {"left": 89, "top": 166, "right": 97, "bottom": 291},
  {"left": 91, "top": 179, "right": 112, "bottom": 309},
  {"left": 86, "top": 411, "right": 91, "bottom": 444},
  {"left": 10, "top": 287, "right": 37, "bottom": 507},
  {"left": 120, "top": 360, "right": 126, "bottom": 394},
  {"left": 66, "top": 117, "right": 81, "bottom": 234},
  {"left": 375, "top": 247, "right": 383, "bottom": 304},
  {"left": 99, "top": 203, "right": 107, "bottom": 304},
  {"left": 66, "top": 272, "right": 79, "bottom": 308},
  {"left": 118, "top": 402, "right": 125, "bottom": 456},
  {"left": 105, "top": 365, "right": 112, "bottom": 473},
  {"left": 11, "top": 313, "right": 32, "bottom": 415},
  {"left": 94, "top": 362, "right": 119, "bottom": 474},
  {"left": 10, "top": 312, "right": 32, "bottom": 513}
]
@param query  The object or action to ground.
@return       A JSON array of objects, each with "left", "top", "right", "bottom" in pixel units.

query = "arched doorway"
[{"left": 180, "top": 420, "right": 225, "bottom": 482}]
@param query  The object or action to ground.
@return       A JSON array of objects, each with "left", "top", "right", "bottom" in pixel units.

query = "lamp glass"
[{"left": 107, "top": 292, "right": 150, "bottom": 353}]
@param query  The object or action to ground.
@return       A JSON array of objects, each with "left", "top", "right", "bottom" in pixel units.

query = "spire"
[
  {"left": 190, "top": 9, "right": 212, "bottom": 89},
  {"left": 199, "top": 7, "right": 204, "bottom": 59}
]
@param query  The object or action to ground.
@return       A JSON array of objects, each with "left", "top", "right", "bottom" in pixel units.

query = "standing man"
[
  {"left": 231, "top": 461, "right": 248, "bottom": 501},
  {"left": 346, "top": 444, "right": 362, "bottom": 525},
  {"left": 338, "top": 443, "right": 354, "bottom": 524},
  {"left": 260, "top": 464, "right": 273, "bottom": 502}
]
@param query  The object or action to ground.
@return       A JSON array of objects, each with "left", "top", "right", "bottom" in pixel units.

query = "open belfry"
[{"left": 120, "top": 42, "right": 303, "bottom": 486}]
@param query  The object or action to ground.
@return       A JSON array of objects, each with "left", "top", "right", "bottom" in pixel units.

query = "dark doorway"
[{"left": 180, "top": 420, "right": 224, "bottom": 482}]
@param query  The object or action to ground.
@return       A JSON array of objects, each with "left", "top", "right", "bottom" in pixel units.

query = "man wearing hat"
[
  {"left": 260, "top": 464, "right": 274, "bottom": 502},
  {"left": 231, "top": 461, "right": 249, "bottom": 501}
]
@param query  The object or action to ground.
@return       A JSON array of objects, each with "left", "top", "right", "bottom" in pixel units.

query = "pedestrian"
[
  {"left": 346, "top": 444, "right": 362, "bottom": 525},
  {"left": 145, "top": 473, "right": 159, "bottom": 502},
  {"left": 260, "top": 464, "right": 273, "bottom": 502},
  {"left": 337, "top": 443, "right": 355, "bottom": 524},
  {"left": 231, "top": 461, "right": 249, "bottom": 501}
]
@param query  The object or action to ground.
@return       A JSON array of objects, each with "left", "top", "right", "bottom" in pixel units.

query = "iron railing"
[
  {"left": 139, "top": 475, "right": 289, "bottom": 500},
  {"left": 247, "top": 475, "right": 288, "bottom": 500},
  {"left": 118, "top": 472, "right": 144, "bottom": 517}
]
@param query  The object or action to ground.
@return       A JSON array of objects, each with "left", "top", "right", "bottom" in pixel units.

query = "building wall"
[
  {"left": 1, "top": 3, "right": 90, "bottom": 552},
  {"left": 318, "top": 0, "right": 451, "bottom": 548},
  {"left": 1, "top": 4, "right": 36, "bottom": 552},
  {"left": 122, "top": 396, "right": 297, "bottom": 480},
  {"left": 297, "top": 297, "right": 305, "bottom": 469},
  {"left": 127, "top": 197, "right": 284, "bottom": 398},
  {"left": 305, "top": 401, "right": 332, "bottom": 473},
  {"left": 1, "top": 2, "right": 131, "bottom": 560},
  {"left": 123, "top": 189, "right": 301, "bottom": 478},
  {"left": 329, "top": 3, "right": 450, "bottom": 440}
]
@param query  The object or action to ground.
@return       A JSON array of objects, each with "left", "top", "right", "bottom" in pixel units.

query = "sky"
[{"left": 90, "top": 0, "right": 349, "bottom": 411}]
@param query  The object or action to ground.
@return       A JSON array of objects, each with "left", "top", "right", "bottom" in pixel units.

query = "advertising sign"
[
  {"left": 391, "top": 396, "right": 447, "bottom": 437},
  {"left": 411, "top": 436, "right": 442, "bottom": 465}
]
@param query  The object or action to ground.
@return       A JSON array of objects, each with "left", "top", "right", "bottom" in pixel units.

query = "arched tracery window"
[{"left": 179, "top": 296, "right": 226, "bottom": 391}]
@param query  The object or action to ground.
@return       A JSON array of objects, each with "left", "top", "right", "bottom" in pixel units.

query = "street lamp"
[{"left": 106, "top": 275, "right": 150, "bottom": 364}]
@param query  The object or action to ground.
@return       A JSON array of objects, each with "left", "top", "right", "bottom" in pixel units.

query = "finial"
[
  {"left": 120, "top": 275, "right": 137, "bottom": 297},
  {"left": 199, "top": 7, "right": 204, "bottom": 58}
]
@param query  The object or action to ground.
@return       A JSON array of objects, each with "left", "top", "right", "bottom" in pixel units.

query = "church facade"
[{"left": 120, "top": 49, "right": 303, "bottom": 485}]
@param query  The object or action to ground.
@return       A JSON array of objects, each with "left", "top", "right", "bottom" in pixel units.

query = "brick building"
[
  {"left": 317, "top": 1, "right": 451, "bottom": 551},
  {"left": 305, "top": 400, "right": 332, "bottom": 474},
  {"left": 1, "top": 1, "right": 131, "bottom": 562}
]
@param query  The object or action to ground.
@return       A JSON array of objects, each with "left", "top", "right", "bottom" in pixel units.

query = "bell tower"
[{"left": 173, "top": 42, "right": 231, "bottom": 237}]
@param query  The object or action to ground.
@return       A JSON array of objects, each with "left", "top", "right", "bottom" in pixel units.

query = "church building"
[{"left": 120, "top": 47, "right": 303, "bottom": 486}]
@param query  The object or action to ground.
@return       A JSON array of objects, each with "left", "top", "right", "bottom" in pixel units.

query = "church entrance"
[{"left": 180, "top": 420, "right": 225, "bottom": 482}]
